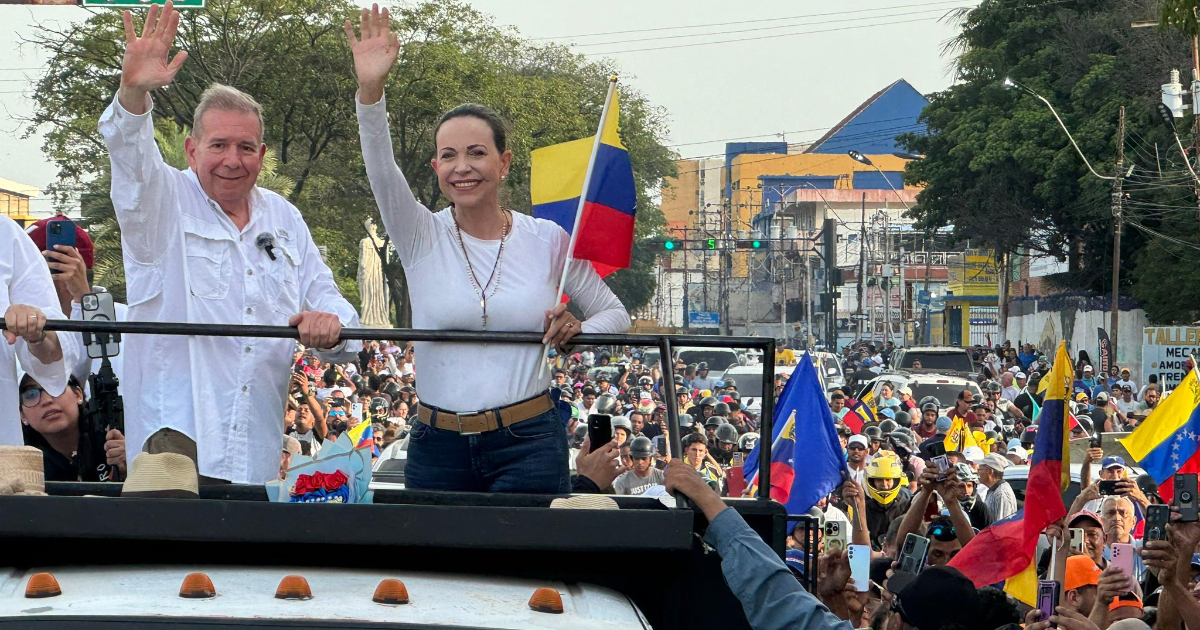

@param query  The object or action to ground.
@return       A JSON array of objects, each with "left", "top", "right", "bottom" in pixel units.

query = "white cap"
[
  {"left": 1016, "top": 372, "right": 1027, "bottom": 379},
  {"left": 848, "top": 435, "right": 869, "bottom": 448},
  {"left": 1009, "top": 365, "right": 1020, "bottom": 373},
  {"left": 962, "top": 446, "right": 987, "bottom": 463}
]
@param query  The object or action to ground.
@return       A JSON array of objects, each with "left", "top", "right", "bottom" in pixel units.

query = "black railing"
[{"left": 8, "top": 320, "right": 778, "bottom": 499}]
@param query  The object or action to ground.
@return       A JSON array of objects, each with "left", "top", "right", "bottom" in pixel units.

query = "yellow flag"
[
  {"left": 943, "top": 416, "right": 979, "bottom": 452},
  {"left": 1003, "top": 559, "right": 1038, "bottom": 606}
]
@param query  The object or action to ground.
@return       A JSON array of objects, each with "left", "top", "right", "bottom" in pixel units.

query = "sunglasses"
[
  {"left": 928, "top": 520, "right": 956, "bottom": 541},
  {"left": 847, "top": 444, "right": 867, "bottom": 451},
  {"left": 328, "top": 411, "right": 346, "bottom": 417}
]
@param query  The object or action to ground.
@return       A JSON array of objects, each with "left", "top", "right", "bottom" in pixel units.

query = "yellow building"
[{"left": 0, "top": 177, "right": 41, "bottom": 226}]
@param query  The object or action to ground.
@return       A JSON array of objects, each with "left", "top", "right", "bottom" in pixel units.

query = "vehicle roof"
[
  {"left": 0, "top": 566, "right": 644, "bottom": 630},
  {"left": 1004, "top": 462, "right": 1146, "bottom": 483},
  {"left": 897, "top": 346, "right": 971, "bottom": 354}
]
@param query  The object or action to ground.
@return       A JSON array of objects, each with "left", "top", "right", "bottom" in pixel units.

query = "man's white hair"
[{"left": 191, "top": 83, "right": 264, "bottom": 142}]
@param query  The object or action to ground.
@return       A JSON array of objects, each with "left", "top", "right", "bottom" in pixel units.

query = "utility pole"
[
  {"left": 898, "top": 246, "right": 906, "bottom": 346},
  {"left": 858, "top": 193, "right": 866, "bottom": 342},
  {"left": 1110, "top": 105, "right": 1126, "bottom": 361}
]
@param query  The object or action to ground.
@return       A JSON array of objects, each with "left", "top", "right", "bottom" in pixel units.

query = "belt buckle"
[{"left": 457, "top": 411, "right": 483, "bottom": 436}]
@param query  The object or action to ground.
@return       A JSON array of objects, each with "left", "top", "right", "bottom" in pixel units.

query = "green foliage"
[
  {"left": 27, "top": 0, "right": 673, "bottom": 321},
  {"left": 901, "top": 0, "right": 1198, "bottom": 316}
]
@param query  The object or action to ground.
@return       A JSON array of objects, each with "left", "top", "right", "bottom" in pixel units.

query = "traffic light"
[
  {"left": 706, "top": 238, "right": 717, "bottom": 250},
  {"left": 663, "top": 238, "right": 681, "bottom": 251},
  {"left": 734, "top": 239, "right": 764, "bottom": 250}
]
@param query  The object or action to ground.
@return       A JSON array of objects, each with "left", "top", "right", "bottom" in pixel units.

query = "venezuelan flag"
[
  {"left": 943, "top": 416, "right": 979, "bottom": 452},
  {"left": 844, "top": 400, "right": 875, "bottom": 434},
  {"left": 859, "top": 389, "right": 878, "bottom": 417},
  {"left": 530, "top": 78, "right": 636, "bottom": 278},
  {"left": 951, "top": 341, "right": 1071, "bottom": 589},
  {"left": 745, "top": 357, "right": 845, "bottom": 512},
  {"left": 347, "top": 421, "right": 378, "bottom": 457},
  {"left": 1119, "top": 366, "right": 1200, "bottom": 502}
]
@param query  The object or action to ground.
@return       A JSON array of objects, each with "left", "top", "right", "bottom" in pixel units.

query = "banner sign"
[
  {"left": 1097, "top": 328, "right": 1114, "bottom": 379},
  {"left": 1141, "top": 326, "right": 1200, "bottom": 391}
]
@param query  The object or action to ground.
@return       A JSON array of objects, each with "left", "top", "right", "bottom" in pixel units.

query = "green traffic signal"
[
  {"left": 664, "top": 240, "right": 677, "bottom": 250},
  {"left": 751, "top": 240, "right": 762, "bottom": 249},
  {"left": 706, "top": 238, "right": 717, "bottom": 250}
]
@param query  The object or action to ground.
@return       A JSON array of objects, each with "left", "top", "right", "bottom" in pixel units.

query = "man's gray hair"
[{"left": 191, "top": 83, "right": 264, "bottom": 142}]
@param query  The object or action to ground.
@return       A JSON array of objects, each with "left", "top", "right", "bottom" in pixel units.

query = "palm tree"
[{"left": 83, "top": 123, "right": 295, "bottom": 301}]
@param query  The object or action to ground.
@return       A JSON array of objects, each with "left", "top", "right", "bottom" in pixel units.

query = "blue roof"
[{"left": 805, "top": 79, "right": 929, "bottom": 155}]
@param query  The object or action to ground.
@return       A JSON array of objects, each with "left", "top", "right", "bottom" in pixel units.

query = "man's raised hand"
[
  {"left": 118, "top": 1, "right": 188, "bottom": 114},
  {"left": 344, "top": 3, "right": 400, "bottom": 105}
]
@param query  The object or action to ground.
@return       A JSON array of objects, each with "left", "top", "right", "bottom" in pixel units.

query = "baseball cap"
[
  {"left": 962, "top": 446, "right": 987, "bottom": 464},
  {"left": 900, "top": 386, "right": 913, "bottom": 396},
  {"left": 1102, "top": 456, "right": 1126, "bottom": 470},
  {"left": 1083, "top": 365, "right": 1094, "bottom": 373},
  {"left": 1007, "top": 438, "right": 1023, "bottom": 451},
  {"left": 894, "top": 566, "right": 981, "bottom": 630},
  {"left": 848, "top": 435, "right": 869, "bottom": 448},
  {"left": 1009, "top": 365, "right": 1020, "bottom": 373},
  {"left": 1109, "top": 592, "right": 1143, "bottom": 612},
  {"left": 784, "top": 549, "right": 807, "bottom": 578},
  {"left": 24, "top": 216, "right": 95, "bottom": 269},
  {"left": 936, "top": 416, "right": 952, "bottom": 432},
  {"left": 1095, "top": 391, "right": 1110, "bottom": 403},
  {"left": 1065, "top": 555, "right": 1102, "bottom": 591},
  {"left": 1006, "top": 446, "right": 1029, "bottom": 463},
  {"left": 879, "top": 408, "right": 896, "bottom": 420},
  {"left": 1069, "top": 509, "right": 1103, "bottom": 528},
  {"left": 282, "top": 435, "right": 301, "bottom": 456},
  {"left": 1076, "top": 392, "right": 1090, "bottom": 402},
  {"left": 1015, "top": 372, "right": 1027, "bottom": 379},
  {"left": 980, "top": 453, "right": 1009, "bottom": 471}
]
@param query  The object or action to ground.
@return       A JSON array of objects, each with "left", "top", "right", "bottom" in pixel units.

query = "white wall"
[{"left": 1006, "top": 306, "right": 1149, "bottom": 382}]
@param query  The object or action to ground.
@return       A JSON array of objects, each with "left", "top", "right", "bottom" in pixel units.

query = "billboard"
[{"left": 1141, "top": 326, "right": 1200, "bottom": 391}]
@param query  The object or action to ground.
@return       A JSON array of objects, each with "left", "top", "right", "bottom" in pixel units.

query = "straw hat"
[
  {"left": 549, "top": 495, "right": 620, "bottom": 510},
  {"left": 121, "top": 452, "right": 199, "bottom": 499},
  {"left": 0, "top": 445, "right": 46, "bottom": 496}
]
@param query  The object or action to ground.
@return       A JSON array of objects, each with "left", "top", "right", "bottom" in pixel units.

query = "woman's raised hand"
[{"left": 344, "top": 3, "right": 400, "bottom": 104}]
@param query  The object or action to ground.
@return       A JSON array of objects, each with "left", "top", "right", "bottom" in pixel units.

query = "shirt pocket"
[
  {"left": 183, "top": 225, "right": 233, "bottom": 301},
  {"left": 268, "top": 243, "right": 302, "bottom": 316}
]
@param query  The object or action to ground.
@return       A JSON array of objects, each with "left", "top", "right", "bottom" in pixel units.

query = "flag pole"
[{"left": 544, "top": 76, "right": 619, "bottom": 366}]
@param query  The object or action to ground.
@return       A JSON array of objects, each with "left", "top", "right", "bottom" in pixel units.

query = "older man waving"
[{"left": 97, "top": 1, "right": 361, "bottom": 484}]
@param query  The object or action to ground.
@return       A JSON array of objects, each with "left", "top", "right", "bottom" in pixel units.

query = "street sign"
[
  {"left": 82, "top": 0, "right": 206, "bottom": 8},
  {"left": 851, "top": 314, "right": 869, "bottom": 321},
  {"left": 917, "top": 290, "right": 930, "bottom": 306},
  {"left": 689, "top": 311, "right": 720, "bottom": 327}
]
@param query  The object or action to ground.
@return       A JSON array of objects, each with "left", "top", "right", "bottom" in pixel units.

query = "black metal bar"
[
  {"left": 758, "top": 339, "right": 776, "bottom": 500},
  {"left": 5, "top": 320, "right": 773, "bottom": 350},
  {"left": 656, "top": 336, "right": 688, "bottom": 510}
]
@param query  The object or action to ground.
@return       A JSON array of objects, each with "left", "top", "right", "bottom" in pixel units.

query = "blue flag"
[
  {"left": 741, "top": 361, "right": 801, "bottom": 483},
  {"left": 746, "top": 354, "right": 846, "bottom": 514}
]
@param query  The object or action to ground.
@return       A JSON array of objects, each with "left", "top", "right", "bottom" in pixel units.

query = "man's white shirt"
[
  {"left": 0, "top": 216, "right": 81, "bottom": 446},
  {"left": 99, "top": 95, "right": 361, "bottom": 484}
]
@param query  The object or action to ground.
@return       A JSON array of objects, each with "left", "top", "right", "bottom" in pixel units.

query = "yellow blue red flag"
[{"left": 1119, "top": 364, "right": 1200, "bottom": 502}]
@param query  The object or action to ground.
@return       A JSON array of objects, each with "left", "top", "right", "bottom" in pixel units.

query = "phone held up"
[
  {"left": 1176, "top": 472, "right": 1199, "bottom": 522},
  {"left": 1037, "top": 580, "right": 1060, "bottom": 627},
  {"left": 44, "top": 218, "right": 77, "bottom": 274},
  {"left": 587, "top": 414, "right": 613, "bottom": 453},
  {"left": 823, "top": 521, "right": 847, "bottom": 553},
  {"left": 1145, "top": 504, "right": 1170, "bottom": 542}
]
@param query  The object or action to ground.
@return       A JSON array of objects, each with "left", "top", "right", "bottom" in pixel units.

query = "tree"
[
  {"left": 25, "top": 0, "right": 674, "bottom": 323},
  {"left": 899, "top": 0, "right": 1194, "bottom": 309}
]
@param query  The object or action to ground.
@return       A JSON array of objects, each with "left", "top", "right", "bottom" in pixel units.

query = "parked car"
[
  {"left": 890, "top": 345, "right": 976, "bottom": 376},
  {"left": 1003, "top": 462, "right": 1145, "bottom": 510},
  {"left": 857, "top": 372, "right": 982, "bottom": 414}
]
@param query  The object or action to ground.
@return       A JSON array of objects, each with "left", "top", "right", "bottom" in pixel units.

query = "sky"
[{"left": 0, "top": 0, "right": 970, "bottom": 213}]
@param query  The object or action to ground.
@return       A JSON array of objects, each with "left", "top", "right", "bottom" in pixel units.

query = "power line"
[
  {"left": 532, "top": 0, "right": 968, "bottom": 40},
  {"left": 586, "top": 15, "right": 946, "bottom": 55},
  {"left": 568, "top": 7, "right": 961, "bottom": 48},
  {"left": 666, "top": 114, "right": 921, "bottom": 148}
]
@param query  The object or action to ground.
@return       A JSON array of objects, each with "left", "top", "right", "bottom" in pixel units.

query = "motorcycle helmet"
[
  {"left": 698, "top": 396, "right": 718, "bottom": 408},
  {"left": 571, "top": 423, "right": 588, "bottom": 448},
  {"left": 611, "top": 415, "right": 633, "bottom": 434},
  {"left": 715, "top": 424, "right": 739, "bottom": 445},
  {"left": 724, "top": 378, "right": 738, "bottom": 390},
  {"left": 983, "top": 380, "right": 1002, "bottom": 394},
  {"left": 629, "top": 436, "right": 654, "bottom": 459},
  {"left": 893, "top": 410, "right": 910, "bottom": 427},
  {"left": 738, "top": 432, "right": 760, "bottom": 453},
  {"left": 638, "top": 375, "right": 654, "bottom": 387},
  {"left": 713, "top": 402, "right": 731, "bottom": 417},
  {"left": 594, "top": 393, "right": 620, "bottom": 415},
  {"left": 954, "top": 462, "right": 979, "bottom": 483},
  {"left": 878, "top": 419, "right": 898, "bottom": 434},
  {"left": 1021, "top": 426, "right": 1038, "bottom": 449},
  {"left": 705, "top": 415, "right": 727, "bottom": 428},
  {"left": 678, "top": 413, "right": 695, "bottom": 429},
  {"left": 865, "top": 455, "right": 905, "bottom": 506},
  {"left": 918, "top": 396, "right": 940, "bottom": 413},
  {"left": 863, "top": 425, "right": 883, "bottom": 442}
]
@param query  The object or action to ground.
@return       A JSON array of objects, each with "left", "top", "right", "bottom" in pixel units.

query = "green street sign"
[{"left": 81, "top": 0, "right": 205, "bottom": 8}]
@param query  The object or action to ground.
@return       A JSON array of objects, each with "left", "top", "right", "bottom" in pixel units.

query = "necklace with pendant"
[{"left": 452, "top": 208, "right": 510, "bottom": 329}]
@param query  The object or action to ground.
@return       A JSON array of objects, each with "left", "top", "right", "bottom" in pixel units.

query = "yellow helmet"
[{"left": 865, "top": 455, "right": 905, "bottom": 505}]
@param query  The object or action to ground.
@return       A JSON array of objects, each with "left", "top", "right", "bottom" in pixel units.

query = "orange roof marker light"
[
  {"left": 528, "top": 587, "right": 564, "bottom": 614},
  {"left": 25, "top": 573, "right": 62, "bottom": 598},
  {"left": 275, "top": 575, "right": 313, "bottom": 600},
  {"left": 372, "top": 579, "right": 410, "bottom": 605},
  {"left": 179, "top": 573, "right": 217, "bottom": 599}
]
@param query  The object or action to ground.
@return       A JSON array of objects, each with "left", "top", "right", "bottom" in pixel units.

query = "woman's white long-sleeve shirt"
[
  {"left": 0, "top": 216, "right": 81, "bottom": 446},
  {"left": 357, "top": 94, "right": 630, "bottom": 411}
]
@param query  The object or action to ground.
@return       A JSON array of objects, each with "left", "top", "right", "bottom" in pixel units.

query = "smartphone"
[
  {"left": 294, "top": 364, "right": 306, "bottom": 375},
  {"left": 931, "top": 455, "right": 950, "bottom": 481},
  {"left": 587, "top": 413, "right": 613, "bottom": 453},
  {"left": 80, "top": 291, "right": 120, "bottom": 360},
  {"left": 1110, "top": 543, "right": 1135, "bottom": 578},
  {"left": 44, "top": 218, "right": 76, "bottom": 274},
  {"left": 847, "top": 544, "right": 871, "bottom": 593},
  {"left": 1037, "top": 580, "right": 1060, "bottom": 626},
  {"left": 1091, "top": 429, "right": 1104, "bottom": 449},
  {"left": 1069, "top": 528, "right": 1085, "bottom": 555},
  {"left": 1146, "top": 504, "right": 1171, "bottom": 542},
  {"left": 824, "top": 521, "right": 847, "bottom": 553},
  {"left": 896, "top": 533, "right": 930, "bottom": 576},
  {"left": 351, "top": 402, "right": 363, "bottom": 422},
  {"left": 1177, "top": 473, "right": 1199, "bottom": 522},
  {"left": 656, "top": 437, "right": 667, "bottom": 457},
  {"left": 1098, "top": 479, "right": 1118, "bottom": 495},
  {"left": 731, "top": 452, "right": 745, "bottom": 468}
]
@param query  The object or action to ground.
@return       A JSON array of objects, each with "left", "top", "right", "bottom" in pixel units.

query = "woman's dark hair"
[{"left": 434, "top": 104, "right": 509, "bottom": 153}]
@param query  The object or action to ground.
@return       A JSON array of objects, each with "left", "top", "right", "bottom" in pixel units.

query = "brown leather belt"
[{"left": 417, "top": 393, "right": 554, "bottom": 435}]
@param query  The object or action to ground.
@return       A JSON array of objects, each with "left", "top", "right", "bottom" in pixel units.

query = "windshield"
[
  {"left": 898, "top": 352, "right": 974, "bottom": 373},
  {"left": 733, "top": 372, "right": 765, "bottom": 398},
  {"left": 911, "top": 382, "right": 982, "bottom": 408},
  {"left": 587, "top": 366, "right": 620, "bottom": 382},
  {"left": 679, "top": 350, "right": 739, "bottom": 373},
  {"left": 822, "top": 357, "right": 842, "bottom": 379}
]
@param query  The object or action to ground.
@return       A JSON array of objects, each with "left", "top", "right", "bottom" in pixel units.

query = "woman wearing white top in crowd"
[
  {"left": 346, "top": 6, "right": 629, "bottom": 493},
  {"left": 1, "top": 215, "right": 81, "bottom": 447}
]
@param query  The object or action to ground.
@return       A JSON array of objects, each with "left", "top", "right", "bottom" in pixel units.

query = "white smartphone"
[
  {"left": 1110, "top": 543, "right": 1135, "bottom": 578},
  {"left": 351, "top": 402, "right": 364, "bottom": 422},
  {"left": 1069, "top": 528, "right": 1085, "bottom": 555},
  {"left": 848, "top": 544, "right": 871, "bottom": 593}
]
